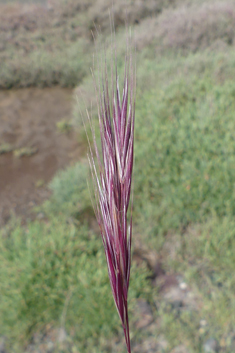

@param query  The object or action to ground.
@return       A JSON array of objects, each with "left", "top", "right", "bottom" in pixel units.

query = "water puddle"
[{"left": 0, "top": 87, "right": 82, "bottom": 225}]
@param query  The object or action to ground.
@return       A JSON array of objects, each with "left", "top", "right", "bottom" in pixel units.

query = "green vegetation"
[
  {"left": 42, "top": 162, "right": 91, "bottom": 218},
  {"left": 56, "top": 120, "right": 72, "bottom": 133},
  {"left": 0, "top": 39, "right": 89, "bottom": 88},
  {"left": 132, "top": 51, "right": 235, "bottom": 351},
  {"left": 0, "top": 162, "right": 151, "bottom": 353},
  {"left": 0, "top": 143, "right": 13, "bottom": 154},
  {"left": 0, "top": 0, "right": 174, "bottom": 88},
  {"left": 134, "top": 51, "right": 235, "bottom": 238},
  {"left": 1, "top": 0, "right": 235, "bottom": 352},
  {"left": 13, "top": 146, "right": 38, "bottom": 157},
  {"left": 132, "top": 48, "right": 235, "bottom": 351}
]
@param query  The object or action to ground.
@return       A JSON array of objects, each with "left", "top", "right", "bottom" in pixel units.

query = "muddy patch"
[{"left": 0, "top": 87, "right": 82, "bottom": 225}]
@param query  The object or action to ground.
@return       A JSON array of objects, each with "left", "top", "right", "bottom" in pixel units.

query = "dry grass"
[
  {"left": 87, "top": 0, "right": 174, "bottom": 33},
  {"left": 0, "top": 0, "right": 174, "bottom": 39},
  {"left": 158, "top": 1, "right": 235, "bottom": 52},
  {"left": 134, "top": 1, "right": 235, "bottom": 52},
  {"left": 0, "top": 0, "right": 191, "bottom": 57},
  {"left": 1, "top": 0, "right": 235, "bottom": 88},
  {"left": 0, "top": 3, "right": 49, "bottom": 32},
  {"left": 0, "top": 0, "right": 178, "bottom": 88}
]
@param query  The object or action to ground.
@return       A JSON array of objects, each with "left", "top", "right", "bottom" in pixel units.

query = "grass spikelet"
[{"left": 86, "top": 26, "right": 136, "bottom": 353}]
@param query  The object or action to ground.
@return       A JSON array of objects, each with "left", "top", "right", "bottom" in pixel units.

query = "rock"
[
  {"left": 179, "top": 282, "right": 187, "bottom": 290},
  {"left": 200, "top": 319, "right": 207, "bottom": 327},
  {"left": 203, "top": 338, "right": 219, "bottom": 353}
]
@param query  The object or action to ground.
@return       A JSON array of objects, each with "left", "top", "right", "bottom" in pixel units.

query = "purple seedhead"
[{"left": 86, "top": 35, "right": 135, "bottom": 353}]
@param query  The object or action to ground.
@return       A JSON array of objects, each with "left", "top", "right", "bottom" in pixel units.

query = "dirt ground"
[{"left": 0, "top": 88, "right": 83, "bottom": 225}]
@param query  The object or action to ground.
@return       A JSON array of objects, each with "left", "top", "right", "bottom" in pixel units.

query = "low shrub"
[
  {"left": 134, "top": 74, "right": 235, "bottom": 240},
  {"left": 134, "top": 1, "right": 235, "bottom": 53},
  {"left": 42, "top": 161, "right": 90, "bottom": 218},
  {"left": 0, "top": 215, "right": 150, "bottom": 352},
  {"left": 0, "top": 39, "right": 89, "bottom": 88},
  {"left": 158, "top": 1, "right": 235, "bottom": 52}
]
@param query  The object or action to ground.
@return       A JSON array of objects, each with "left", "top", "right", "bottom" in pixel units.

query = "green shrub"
[
  {"left": 0, "top": 40, "right": 89, "bottom": 88},
  {"left": 134, "top": 71, "right": 235, "bottom": 239},
  {"left": 0, "top": 217, "right": 150, "bottom": 352},
  {"left": 73, "top": 49, "right": 235, "bottom": 243},
  {"left": 42, "top": 161, "right": 90, "bottom": 218}
]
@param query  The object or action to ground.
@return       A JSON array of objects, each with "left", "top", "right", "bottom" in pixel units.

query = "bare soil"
[{"left": 0, "top": 87, "right": 83, "bottom": 225}]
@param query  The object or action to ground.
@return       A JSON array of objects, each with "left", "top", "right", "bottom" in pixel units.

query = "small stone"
[
  {"left": 203, "top": 338, "right": 219, "bottom": 353},
  {"left": 200, "top": 319, "right": 207, "bottom": 327},
  {"left": 179, "top": 282, "right": 187, "bottom": 290}
]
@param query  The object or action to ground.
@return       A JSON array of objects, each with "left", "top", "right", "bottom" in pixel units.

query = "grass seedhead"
[{"left": 86, "top": 29, "right": 136, "bottom": 353}]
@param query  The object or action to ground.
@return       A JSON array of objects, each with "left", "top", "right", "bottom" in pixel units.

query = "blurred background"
[
  {"left": 0, "top": 0, "right": 235, "bottom": 352},
  {"left": 0, "top": 0, "right": 46, "bottom": 3}
]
